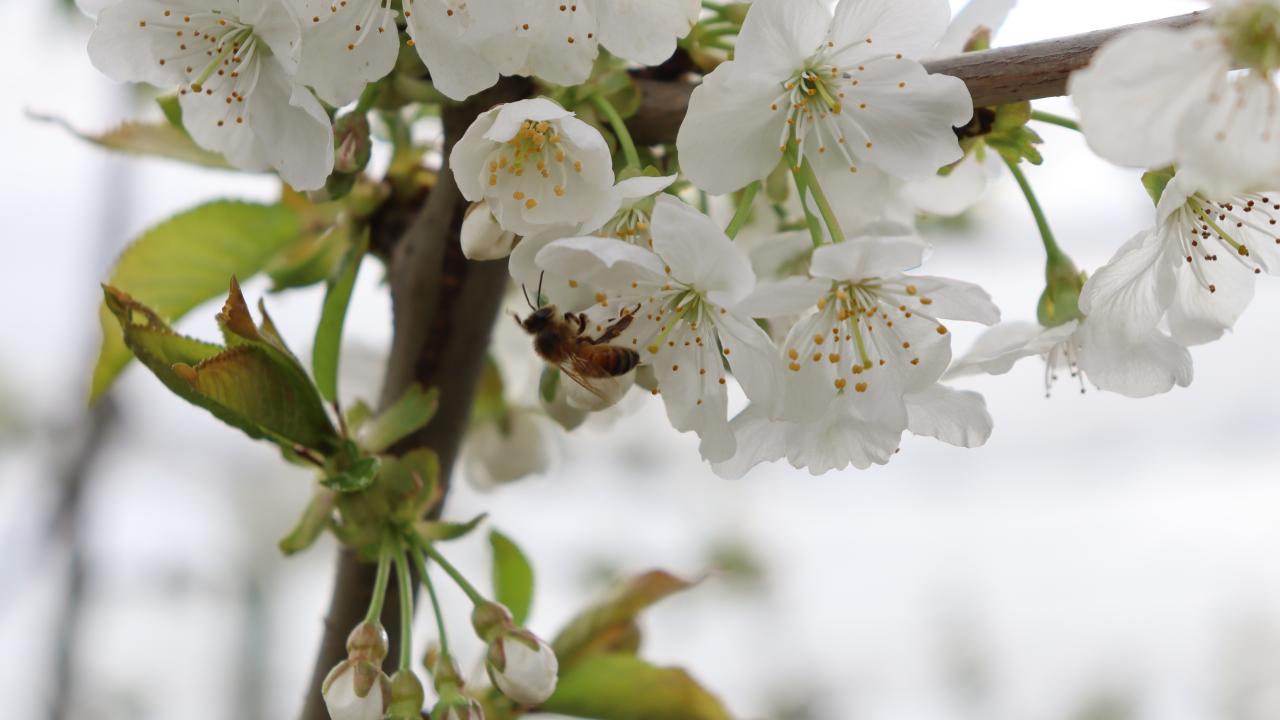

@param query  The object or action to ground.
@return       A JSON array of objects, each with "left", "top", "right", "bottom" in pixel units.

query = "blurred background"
[{"left": 8, "top": 1, "right": 1280, "bottom": 719}]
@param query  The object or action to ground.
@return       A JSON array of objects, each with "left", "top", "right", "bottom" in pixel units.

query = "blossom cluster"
[{"left": 85, "top": 0, "right": 1280, "bottom": 486}]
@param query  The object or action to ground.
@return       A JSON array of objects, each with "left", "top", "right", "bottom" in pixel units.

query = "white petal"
[
  {"left": 677, "top": 64, "right": 791, "bottom": 195},
  {"left": 901, "top": 275, "right": 1001, "bottom": 324},
  {"left": 536, "top": 236, "right": 667, "bottom": 288},
  {"left": 1175, "top": 73, "right": 1280, "bottom": 198},
  {"left": 786, "top": 392, "right": 906, "bottom": 473},
  {"left": 833, "top": 57, "right": 972, "bottom": 180},
  {"left": 711, "top": 405, "right": 788, "bottom": 479},
  {"left": 239, "top": 0, "right": 303, "bottom": 72},
  {"left": 944, "top": 321, "right": 1050, "bottom": 378},
  {"left": 1167, "top": 255, "right": 1256, "bottom": 346},
  {"left": 931, "top": 0, "right": 1017, "bottom": 57},
  {"left": 812, "top": 152, "right": 917, "bottom": 230},
  {"left": 1069, "top": 26, "right": 1225, "bottom": 170},
  {"left": 1076, "top": 323, "right": 1193, "bottom": 399},
  {"left": 1078, "top": 229, "right": 1176, "bottom": 338},
  {"left": 448, "top": 108, "right": 500, "bottom": 201},
  {"left": 485, "top": 98, "right": 574, "bottom": 141},
  {"left": 462, "top": 410, "right": 552, "bottom": 490},
  {"left": 734, "top": 0, "right": 831, "bottom": 77},
  {"left": 579, "top": 174, "right": 677, "bottom": 235},
  {"left": 246, "top": 65, "right": 335, "bottom": 190},
  {"left": 810, "top": 236, "right": 928, "bottom": 281},
  {"left": 733, "top": 277, "right": 830, "bottom": 318},
  {"left": 595, "top": 0, "right": 699, "bottom": 66},
  {"left": 509, "top": 230, "right": 596, "bottom": 310},
  {"left": 718, "top": 310, "right": 784, "bottom": 413},
  {"left": 904, "top": 384, "right": 993, "bottom": 448},
  {"left": 651, "top": 196, "right": 757, "bottom": 304},
  {"left": 404, "top": 0, "right": 501, "bottom": 101},
  {"left": 829, "top": 0, "right": 951, "bottom": 61},
  {"left": 652, "top": 325, "right": 736, "bottom": 462},
  {"left": 296, "top": 0, "right": 399, "bottom": 105},
  {"left": 903, "top": 148, "right": 1003, "bottom": 217}
]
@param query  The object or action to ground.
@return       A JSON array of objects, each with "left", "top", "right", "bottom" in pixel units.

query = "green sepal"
[
  {"left": 553, "top": 570, "right": 697, "bottom": 668},
  {"left": 490, "top": 530, "right": 535, "bottom": 626},
  {"left": 1142, "top": 167, "right": 1177, "bottom": 207},
  {"left": 102, "top": 283, "right": 340, "bottom": 453},
  {"left": 414, "top": 513, "right": 488, "bottom": 542},
  {"left": 155, "top": 93, "right": 185, "bottom": 130},
  {"left": 539, "top": 366, "right": 561, "bottom": 406},
  {"left": 359, "top": 384, "right": 440, "bottom": 453},
  {"left": 322, "top": 455, "right": 381, "bottom": 493},
  {"left": 542, "top": 654, "right": 732, "bottom": 720},
  {"left": 278, "top": 488, "right": 337, "bottom": 555}
]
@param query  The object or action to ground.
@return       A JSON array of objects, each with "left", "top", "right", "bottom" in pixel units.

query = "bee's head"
[{"left": 521, "top": 305, "right": 557, "bottom": 333}]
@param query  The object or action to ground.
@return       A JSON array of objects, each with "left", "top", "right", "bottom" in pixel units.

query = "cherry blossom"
[
  {"left": 451, "top": 98, "right": 615, "bottom": 237},
  {"left": 535, "top": 195, "right": 782, "bottom": 462},
  {"left": 88, "top": 0, "right": 335, "bottom": 190},
  {"left": 1070, "top": 2, "right": 1280, "bottom": 196},
  {"left": 1080, "top": 172, "right": 1280, "bottom": 349},
  {"left": 677, "top": 0, "right": 973, "bottom": 195},
  {"left": 295, "top": 0, "right": 399, "bottom": 106}
]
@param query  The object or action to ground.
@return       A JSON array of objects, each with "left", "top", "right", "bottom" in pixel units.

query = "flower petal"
[
  {"left": 718, "top": 309, "right": 784, "bottom": 413},
  {"left": 810, "top": 236, "right": 928, "bottom": 281},
  {"left": 904, "top": 384, "right": 993, "bottom": 448},
  {"left": 1069, "top": 26, "right": 1224, "bottom": 170},
  {"left": 945, "top": 321, "right": 1052, "bottom": 378},
  {"left": 711, "top": 405, "right": 788, "bottom": 480},
  {"left": 652, "top": 324, "right": 736, "bottom": 463},
  {"left": 404, "top": 0, "right": 500, "bottom": 101},
  {"left": 829, "top": 0, "right": 951, "bottom": 61},
  {"left": 1166, "top": 254, "right": 1256, "bottom": 346},
  {"left": 651, "top": 196, "right": 757, "bottom": 304},
  {"left": 903, "top": 148, "right": 1003, "bottom": 217},
  {"left": 296, "top": 0, "right": 399, "bottom": 105},
  {"left": 734, "top": 0, "right": 831, "bottom": 76},
  {"left": 1076, "top": 323, "right": 1193, "bottom": 399},
  {"left": 733, "top": 277, "right": 830, "bottom": 319},
  {"left": 677, "top": 64, "right": 791, "bottom": 195},
  {"left": 595, "top": 0, "right": 699, "bottom": 66},
  {"left": 536, "top": 236, "right": 667, "bottom": 289},
  {"left": 1078, "top": 229, "right": 1176, "bottom": 338},
  {"left": 931, "top": 0, "right": 1017, "bottom": 57},
  {"left": 1175, "top": 73, "right": 1280, "bottom": 198},
  {"left": 901, "top": 275, "right": 1001, "bottom": 325}
]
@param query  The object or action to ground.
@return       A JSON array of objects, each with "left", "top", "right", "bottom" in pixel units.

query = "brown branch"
[
  {"left": 298, "top": 77, "right": 531, "bottom": 720},
  {"left": 629, "top": 12, "right": 1207, "bottom": 147}
]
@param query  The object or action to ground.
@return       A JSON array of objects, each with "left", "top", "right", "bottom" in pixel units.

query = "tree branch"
[
  {"left": 298, "top": 78, "right": 530, "bottom": 720},
  {"left": 629, "top": 12, "right": 1207, "bottom": 147}
]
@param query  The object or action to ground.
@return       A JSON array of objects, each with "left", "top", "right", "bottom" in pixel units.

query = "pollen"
[
  {"left": 855, "top": 382, "right": 868, "bottom": 393},
  {"left": 834, "top": 378, "right": 847, "bottom": 390}
]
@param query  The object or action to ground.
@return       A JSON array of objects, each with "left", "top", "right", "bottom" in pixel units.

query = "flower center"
[
  {"left": 773, "top": 60, "right": 862, "bottom": 173},
  {"left": 487, "top": 120, "right": 583, "bottom": 209},
  {"left": 1043, "top": 337, "right": 1086, "bottom": 398},
  {"left": 1220, "top": 4, "right": 1280, "bottom": 74},
  {"left": 1178, "top": 194, "right": 1275, "bottom": 291}
]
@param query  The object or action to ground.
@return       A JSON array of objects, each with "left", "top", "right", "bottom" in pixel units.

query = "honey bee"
[{"left": 517, "top": 276, "right": 641, "bottom": 398}]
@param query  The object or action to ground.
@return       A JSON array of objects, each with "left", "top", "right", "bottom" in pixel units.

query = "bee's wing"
[{"left": 558, "top": 359, "right": 613, "bottom": 403}]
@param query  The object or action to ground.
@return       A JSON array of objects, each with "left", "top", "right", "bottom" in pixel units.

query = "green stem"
[
  {"left": 363, "top": 536, "right": 394, "bottom": 625},
  {"left": 1030, "top": 109, "right": 1081, "bottom": 132},
  {"left": 1003, "top": 156, "right": 1067, "bottom": 264},
  {"left": 393, "top": 546, "right": 414, "bottom": 670},
  {"left": 799, "top": 158, "right": 845, "bottom": 243},
  {"left": 590, "top": 94, "right": 641, "bottom": 169},
  {"left": 410, "top": 545, "right": 451, "bottom": 656},
  {"left": 354, "top": 82, "right": 382, "bottom": 114},
  {"left": 785, "top": 141, "right": 828, "bottom": 248},
  {"left": 725, "top": 181, "right": 760, "bottom": 239},
  {"left": 410, "top": 533, "right": 487, "bottom": 607}
]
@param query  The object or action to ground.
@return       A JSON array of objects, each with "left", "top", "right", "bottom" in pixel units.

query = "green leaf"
[
  {"left": 103, "top": 283, "right": 339, "bottom": 453},
  {"left": 91, "top": 201, "right": 302, "bottom": 401},
  {"left": 266, "top": 222, "right": 351, "bottom": 291},
  {"left": 553, "top": 570, "right": 696, "bottom": 667},
  {"left": 490, "top": 530, "right": 535, "bottom": 626},
  {"left": 32, "top": 112, "right": 234, "bottom": 169},
  {"left": 543, "top": 654, "right": 732, "bottom": 720},
  {"left": 313, "top": 229, "right": 368, "bottom": 402},
  {"left": 360, "top": 384, "right": 440, "bottom": 453},
  {"left": 322, "top": 455, "right": 381, "bottom": 492},
  {"left": 413, "top": 513, "right": 487, "bottom": 542}
]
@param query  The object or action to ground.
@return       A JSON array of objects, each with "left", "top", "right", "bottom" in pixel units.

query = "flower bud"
[
  {"left": 333, "top": 112, "right": 372, "bottom": 175},
  {"left": 485, "top": 629, "right": 559, "bottom": 706},
  {"left": 470, "top": 601, "right": 514, "bottom": 642},
  {"left": 384, "top": 669, "right": 426, "bottom": 720},
  {"left": 461, "top": 202, "right": 517, "bottom": 261},
  {"left": 321, "top": 621, "right": 392, "bottom": 720}
]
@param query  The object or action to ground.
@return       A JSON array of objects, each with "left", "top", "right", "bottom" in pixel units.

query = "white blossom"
[
  {"left": 451, "top": 98, "right": 615, "bottom": 237},
  {"left": 487, "top": 633, "right": 559, "bottom": 706},
  {"left": 1080, "top": 173, "right": 1280, "bottom": 349},
  {"left": 461, "top": 201, "right": 519, "bottom": 261},
  {"left": 947, "top": 319, "right": 1194, "bottom": 399},
  {"left": 715, "top": 232, "right": 999, "bottom": 476},
  {"left": 461, "top": 408, "right": 554, "bottom": 490},
  {"left": 1069, "top": 1, "right": 1280, "bottom": 196},
  {"left": 323, "top": 666, "right": 391, "bottom": 720},
  {"left": 295, "top": 0, "right": 399, "bottom": 106},
  {"left": 88, "top": 0, "right": 334, "bottom": 190},
  {"left": 677, "top": 0, "right": 973, "bottom": 195},
  {"left": 535, "top": 195, "right": 782, "bottom": 462}
]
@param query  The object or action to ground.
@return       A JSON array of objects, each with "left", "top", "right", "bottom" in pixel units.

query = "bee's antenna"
[
  {"left": 521, "top": 283, "right": 535, "bottom": 311},
  {"left": 536, "top": 271, "right": 546, "bottom": 307}
]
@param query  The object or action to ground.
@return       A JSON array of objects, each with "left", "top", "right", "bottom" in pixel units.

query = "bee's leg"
[
  {"left": 565, "top": 311, "right": 587, "bottom": 335},
  {"left": 590, "top": 313, "right": 635, "bottom": 345}
]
